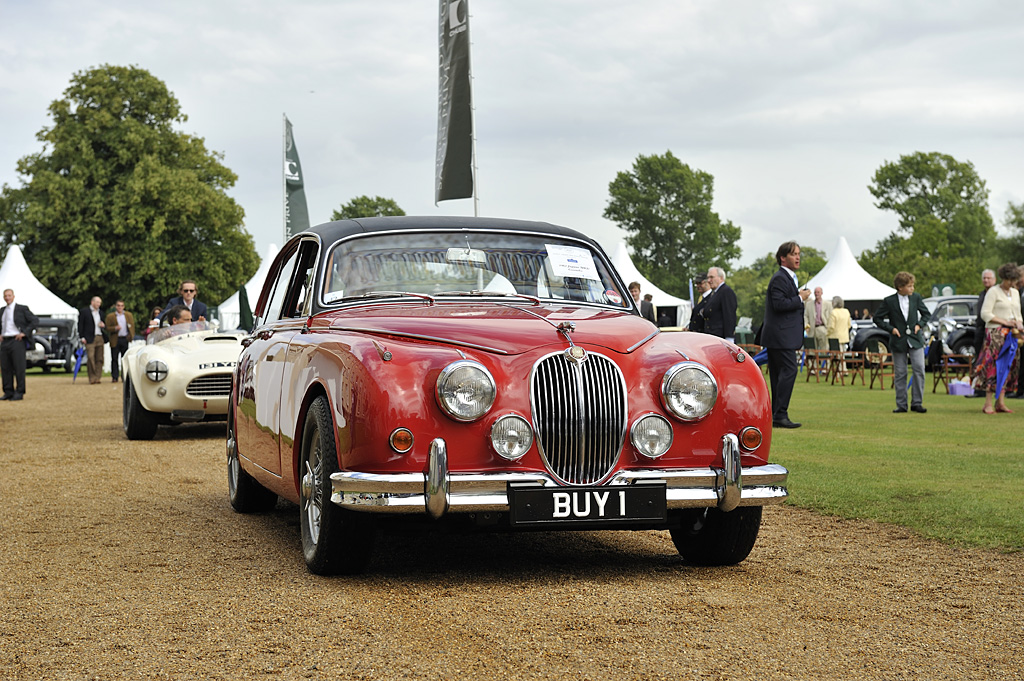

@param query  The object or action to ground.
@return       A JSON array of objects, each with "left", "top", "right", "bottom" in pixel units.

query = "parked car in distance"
[
  {"left": 122, "top": 320, "right": 246, "bottom": 440},
  {"left": 26, "top": 316, "right": 78, "bottom": 373},
  {"left": 850, "top": 294, "right": 979, "bottom": 361},
  {"left": 227, "top": 216, "right": 789, "bottom": 575}
]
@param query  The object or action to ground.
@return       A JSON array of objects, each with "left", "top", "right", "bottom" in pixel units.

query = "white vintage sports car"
[{"left": 122, "top": 321, "right": 246, "bottom": 440}]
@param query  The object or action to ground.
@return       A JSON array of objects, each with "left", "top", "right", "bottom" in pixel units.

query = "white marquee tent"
[
  {"left": 0, "top": 245, "right": 77, "bottom": 318},
  {"left": 217, "top": 243, "right": 278, "bottom": 329},
  {"left": 609, "top": 242, "right": 692, "bottom": 327},
  {"left": 804, "top": 236, "right": 895, "bottom": 302}
]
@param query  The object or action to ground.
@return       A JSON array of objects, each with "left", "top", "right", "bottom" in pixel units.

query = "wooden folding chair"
[
  {"left": 828, "top": 338, "right": 866, "bottom": 386},
  {"left": 803, "top": 337, "right": 826, "bottom": 382},
  {"left": 932, "top": 353, "right": 973, "bottom": 393},
  {"left": 866, "top": 341, "right": 894, "bottom": 390}
]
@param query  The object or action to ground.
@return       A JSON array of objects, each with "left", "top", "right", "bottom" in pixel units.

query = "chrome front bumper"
[{"left": 331, "top": 434, "right": 788, "bottom": 520}]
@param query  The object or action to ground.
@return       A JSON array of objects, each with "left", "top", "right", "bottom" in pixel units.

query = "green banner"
[
  {"left": 435, "top": 0, "right": 474, "bottom": 202},
  {"left": 284, "top": 115, "right": 310, "bottom": 240}
]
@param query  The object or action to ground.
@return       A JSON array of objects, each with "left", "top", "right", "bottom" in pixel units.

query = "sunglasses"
[{"left": 182, "top": 288, "right": 196, "bottom": 292}]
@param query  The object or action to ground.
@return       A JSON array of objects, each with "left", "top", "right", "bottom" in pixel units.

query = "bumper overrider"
[{"left": 331, "top": 434, "right": 788, "bottom": 520}]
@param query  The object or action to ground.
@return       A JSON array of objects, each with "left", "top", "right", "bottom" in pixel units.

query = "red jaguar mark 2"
[{"left": 228, "top": 216, "right": 788, "bottom": 574}]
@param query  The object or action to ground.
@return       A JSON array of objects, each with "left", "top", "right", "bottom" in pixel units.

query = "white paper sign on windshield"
[{"left": 545, "top": 245, "right": 600, "bottom": 281}]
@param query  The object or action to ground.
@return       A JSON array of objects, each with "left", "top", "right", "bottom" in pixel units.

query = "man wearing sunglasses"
[{"left": 159, "top": 280, "right": 208, "bottom": 325}]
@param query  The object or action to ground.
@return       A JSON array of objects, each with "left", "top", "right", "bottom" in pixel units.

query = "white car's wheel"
[
  {"left": 299, "top": 396, "right": 375, "bottom": 575},
  {"left": 123, "top": 373, "right": 159, "bottom": 441}
]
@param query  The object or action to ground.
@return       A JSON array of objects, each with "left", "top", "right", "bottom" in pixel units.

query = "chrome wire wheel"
[{"left": 302, "top": 439, "right": 325, "bottom": 546}]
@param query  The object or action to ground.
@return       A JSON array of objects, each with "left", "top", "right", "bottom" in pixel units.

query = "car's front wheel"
[
  {"left": 669, "top": 506, "right": 762, "bottom": 566},
  {"left": 227, "top": 405, "right": 277, "bottom": 513},
  {"left": 299, "top": 396, "right": 375, "bottom": 575},
  {"left": 123, "top": 373, "right": 159, "bottom": 441}
]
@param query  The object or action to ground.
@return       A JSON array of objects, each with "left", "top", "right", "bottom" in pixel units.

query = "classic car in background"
[
  {"left": 851, "top": 294, "right": 979, "bottom": 362},
  {"left": 122, "top": 321, "right": 246, "bottom": 440},
  {"left": 227, "top": 216, "right": 788, "bottom": 575},
  {"left": 25, "top": 317, "right": 78, "bottom": 373}
]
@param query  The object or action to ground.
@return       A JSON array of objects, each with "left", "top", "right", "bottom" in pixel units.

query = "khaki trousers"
[{"left": 86, "top": 335, "right": 105, "bottom": 384}]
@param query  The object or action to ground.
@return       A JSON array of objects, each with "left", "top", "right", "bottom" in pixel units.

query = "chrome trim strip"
[
  {"left": 426, "top": 438, "right": 449, "bottom": 519},
  {"left": 626, "top": 330, "right": 659, "bottom": 353},
  {"left": 718, "top": 434, "right": 741, "bottom": 512},
  {"left": 326, "top": 325, "right": 509, "bottom": 355},
  {"left": 329, "top": 464, "right": 787, "bottom": 514}
]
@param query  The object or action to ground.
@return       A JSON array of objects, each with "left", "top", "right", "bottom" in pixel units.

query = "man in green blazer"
[{"left": 873, "top": 271, "right": 932, "bottom": 414}]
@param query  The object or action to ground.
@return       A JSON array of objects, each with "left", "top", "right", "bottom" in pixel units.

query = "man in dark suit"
[
  {"left": 703, "top": 266, "right": 738, "bottom": 341},
  {"left": 160, "top": 279, "right": 208, "bottom": 325},
  {"left": 688, "top": 275, "right": 710, "bottom": 332},
  {"left": 628, "top": 282, "right": 656, "bottom": 324},
  {"left": 104, "top": 299, "right": 136, "bottom": 383},
  {"left": 873, "top": 271, "right": 932, "bottom": 414},
  {"left": 760, "top": 242, "right": 811, "bottom": 428},
  {"left": 1, "top": 288, "right": 39, "bottom": 400}
]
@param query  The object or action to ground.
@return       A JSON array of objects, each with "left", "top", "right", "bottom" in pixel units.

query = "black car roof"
[{"left": 296, "top": 216, "right": 606, "bottom": 252}]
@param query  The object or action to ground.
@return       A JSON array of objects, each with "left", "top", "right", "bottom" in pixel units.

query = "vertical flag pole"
[
  {"left": 282, "top": 114, "right": 287, "bottom": 243},
  {"left": 467, "top": 8, "right": 478, "bottom": 217}
]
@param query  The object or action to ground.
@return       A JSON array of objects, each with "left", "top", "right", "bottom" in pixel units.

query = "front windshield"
[
  {"left": 321, "top": 232, "right": 629, "bottom": 308},
  {"left": 147, "top": 320, "right": 213, "bottom": 344}
]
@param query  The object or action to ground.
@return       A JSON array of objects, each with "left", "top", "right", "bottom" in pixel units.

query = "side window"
[{"left": 261, "top": 247, "right": 301, "bottom": 324}]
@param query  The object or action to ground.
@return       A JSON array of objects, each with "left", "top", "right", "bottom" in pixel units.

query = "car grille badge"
[{"left": 565, "top": 345, "right": 587, "bottom": 364}]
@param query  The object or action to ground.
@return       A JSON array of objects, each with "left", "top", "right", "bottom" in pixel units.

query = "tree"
[
  {"left": 0, "top": 65, "right": 258, "bottom": 316},
  {"left": 862, "top": 152, "right": 998, "bottom": 294},
  {"left": 998, "top": 201, "right": 1024, "bottom": 267},
  {"left": 331, "top": 196, "right": 405, "bottom": 221},
  {"left": 603, "top": 151, "right": 741, "bottom": 297}
]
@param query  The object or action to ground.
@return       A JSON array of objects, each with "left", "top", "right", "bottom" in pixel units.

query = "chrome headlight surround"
[
  {"left": 145, "top": 359, "right": 168, "bottom": 382},
  {"left": 661, "top": 361, "right": 717, "bottom": 422},
  {"left": 490, "top": 413, "right": 534, "bottom": 461},
  {"left": 435, "top": 360, "right": 496, "bottom": 422},
  {"left": 630, "top": 413, "right": 673, "bottom": 459}
]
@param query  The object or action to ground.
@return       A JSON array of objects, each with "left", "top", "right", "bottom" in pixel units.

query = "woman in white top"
[{"left": 974, "top": 263, "right": 1023, "bottom": 414}]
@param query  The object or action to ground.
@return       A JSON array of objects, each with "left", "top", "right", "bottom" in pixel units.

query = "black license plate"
[{"left": 509, "top": 484, "right": 666, "bottom": 526}]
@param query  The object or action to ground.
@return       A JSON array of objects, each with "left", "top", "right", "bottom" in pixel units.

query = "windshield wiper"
[
  {"left": 346, "top": 291, "right": 437, "bottom": 304},
  {"left": 433, "top": 291, "right": 543, "bottom": 305}
]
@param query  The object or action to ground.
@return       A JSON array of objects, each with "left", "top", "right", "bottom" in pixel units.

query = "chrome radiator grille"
[
  {"left": 530, "top": 351, "right": 627, "bottom": 485},
  {"left": 186, "top": 373, "right": 233, "bottom": 397}
]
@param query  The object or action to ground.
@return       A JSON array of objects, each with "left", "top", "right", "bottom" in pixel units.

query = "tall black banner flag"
[
  {"left": 435, "top": 0, "right": 474, "bottom": 203},
  {"left": 284, "top": 115, "right": 310, "bottom": 240}
]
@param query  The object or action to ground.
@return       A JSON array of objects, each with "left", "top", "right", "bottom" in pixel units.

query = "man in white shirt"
[{"left": 78, "top": 296, "right": 107, "bottom": 384}]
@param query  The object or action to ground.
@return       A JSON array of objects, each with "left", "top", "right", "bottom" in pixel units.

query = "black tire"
[
  {"left": 227, "top": 404, "right": 277, "bottom": 513},
  {"left": 123, "top": 373, "right": 159, "bottom": 441},
  {"left": 950, "top": 337, "right": 976, "bottom": 362},
  {"left": 63, "top": 347, "right": 74, "bottom": 373},
  {"left": 299, "top": 396, "right": 375, "bottom": 575},
  {"left": 670, "top": 506, "right": 762, "bottom": 566}
]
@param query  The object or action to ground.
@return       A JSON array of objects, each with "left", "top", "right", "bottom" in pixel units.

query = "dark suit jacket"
[
  {"left": 689, "top": 295, "right": 707, "bottom": 333},
  {"left": 873, "top": 292, "right": 931, "bottom": 353},
  {"left": 160, "top": 297, "right": 209, "bottom": 323},
  {"left": 760, "top": 269, "right": 805, "bottom": 350},
  {"left": 78, "top": 306, "right": 107, "bottom": 342},
  {"left": 0, "top": 303, "right": 39, "bottom": 345},
  {"left": 703, "top": 283, "right": 737, "bottom": 338},
  {"left": 639, "top": 299, "right": 656, "bottom": 324},
  {"left": 105, "top": 310, "right": 136, "bottom": 348}
]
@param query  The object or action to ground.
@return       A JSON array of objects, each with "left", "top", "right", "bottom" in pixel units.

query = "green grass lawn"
[{"left": 771, "top": 371, "right": 1023, "bottom": 552}]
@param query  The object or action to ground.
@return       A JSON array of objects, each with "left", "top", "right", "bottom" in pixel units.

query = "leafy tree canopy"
[
  {"left": 331, "top": 195, "right": 405, "bottom": 221},
  {"left": 997, "top": 201, "right": 1024, "bottom": 268},
  {"left": 861, "top": 151, "right": 997, "bottom": 294},
  {"left": 0, "top": 64, "right": 258, "bottom": 316},
  {"left": 603, "top": 150, "right": 741, "bottom": 298}
]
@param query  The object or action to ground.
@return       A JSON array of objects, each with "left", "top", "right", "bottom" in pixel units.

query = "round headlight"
[
  {"left": 145, "top": 359, "right": 168, "bottom": 382},
  {"left": 436, "top": 360, "right": 496, "bottom": 422},
  {"left": 630, "top": 414, "right": 673, "bottom": 459},
  {"left": 661, "top": 362, "right": 717, "bottom": 421},
  {"left": 490, "top": 414, "right": 533, "bottom": 461}
]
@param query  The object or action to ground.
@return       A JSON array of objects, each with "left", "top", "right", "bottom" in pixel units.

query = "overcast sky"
[{"left": 2, "top": 0, "right": 1023, "bottom": 272}]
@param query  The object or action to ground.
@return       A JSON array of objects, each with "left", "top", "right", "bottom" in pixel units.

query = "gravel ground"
[{"left": 1, "top": 377, "right": 1022, "bottom": 680}]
